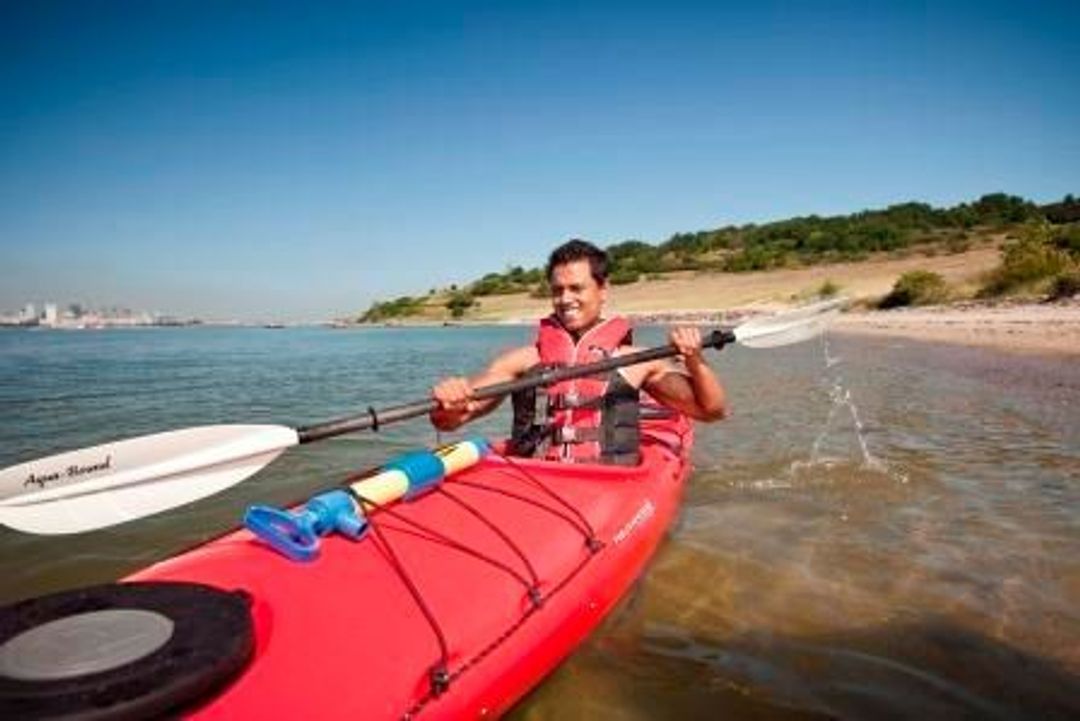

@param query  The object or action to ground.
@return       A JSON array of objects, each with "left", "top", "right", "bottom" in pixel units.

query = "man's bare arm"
[
  {"left": 641, "top": 327, "right": 728, "bottom": 422},
  {"left": 430, "top": 345, "right": 539, "bottom": 431}
]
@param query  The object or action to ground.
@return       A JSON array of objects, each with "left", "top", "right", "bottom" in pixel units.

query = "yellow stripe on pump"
[
  {"left": 348, "top": 469, "right": 410, "bottom": 510},
  {"left": 435, "top": 440, "right": 487, "bottom": 475},
  {"left": 347, "top": 439, "right": 486, "bottom": 510}
]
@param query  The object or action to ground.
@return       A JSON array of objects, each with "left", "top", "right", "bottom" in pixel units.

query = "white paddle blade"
[
  {"left": 733, "top": 299, "right": 844, "bottom": 348},
  {"left": 0, "top": 425, "right": 299, "bottom": 535}
]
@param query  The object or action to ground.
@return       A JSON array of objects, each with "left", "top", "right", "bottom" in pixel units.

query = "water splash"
[{"left": 791, "top": 333, "right": 905, "bottom": 484}]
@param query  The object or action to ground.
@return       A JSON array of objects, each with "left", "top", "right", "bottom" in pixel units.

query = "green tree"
[
  {"left": 446, "top": 291, "right": 476, "bottom": 318},
  {"left": 972, "top": 193, "right": 1037, "bottom": 224}
]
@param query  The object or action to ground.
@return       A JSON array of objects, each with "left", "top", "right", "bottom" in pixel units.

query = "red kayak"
[{"left": 0, "top": 420, "right": 691, "bottom": 720}]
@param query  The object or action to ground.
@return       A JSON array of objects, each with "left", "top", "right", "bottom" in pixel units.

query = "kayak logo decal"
[
  {"left": 613, "top": 500, "right": 655, "bottom": 545},
  {"left": 25, "top": 455, "right": 112, "bottom": 490}
]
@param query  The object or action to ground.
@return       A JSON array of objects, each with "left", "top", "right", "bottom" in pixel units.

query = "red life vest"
[
  {"left": 509, "top": 315, "right": 695, "bottom": 465},
  {"left": 540, "top": 315, "right": 635, "bottom": 462},
  {"left": 510, "top": 315, "right": 640, "bottom": 465}
]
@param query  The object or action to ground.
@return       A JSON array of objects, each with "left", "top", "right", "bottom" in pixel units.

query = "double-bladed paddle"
[{"left": 0, "top": 299, "right": 842, "bottom": 534}]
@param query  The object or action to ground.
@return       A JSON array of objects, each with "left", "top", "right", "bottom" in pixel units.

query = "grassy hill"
[{"left": 357, "top": 193, "right": 1079, "bottom": 323}]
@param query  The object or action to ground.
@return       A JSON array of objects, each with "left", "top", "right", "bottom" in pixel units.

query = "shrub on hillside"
[
  {"left": 609, "top": 267, "right": 640, "bottom": 285},
  {"left": 470, "top": 274, "right": 513, "bottom": 296},
  {"left": 607, "top": 240, "right": 661, "bottom": 277},
  {"left": 879, "top": 271, "right": 949, "bottom": 309},
  {"left": 1052, "top": 223, "right": 1080, "bottom": 259},
  {"left": 1043, "top": 194, "right": 1080, "bottom": 224},
  {"left": 945, "top": 234, "right": 972, "bottom": 254},
  {"left": 978, "top": 222, "right": 1071, "bottom": 297},
  {"left": 469, "top": 266, "right": 544, "bottom": 296},
  {"left": 1049, "top": 271, "right": 1080, "bottom": 301},
  {"left": 818, "top": 279, "right": 841, "bottom": 297},
  {"left": 359, "top": 295, "right": 424, "bottom": 323},
  {"left": 723, "top": 246, "right": 780, "bottom": 272}
]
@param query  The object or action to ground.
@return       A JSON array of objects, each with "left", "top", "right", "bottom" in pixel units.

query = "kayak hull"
[{"left": 128, "top": 438, "right": 691, "bottom": 719}]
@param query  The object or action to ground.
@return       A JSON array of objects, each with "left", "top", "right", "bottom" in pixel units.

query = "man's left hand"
[{"left": 669, "top": 326, "right": 705, "bottom": 365}]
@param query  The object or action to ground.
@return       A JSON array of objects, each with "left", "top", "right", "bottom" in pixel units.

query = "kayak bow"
[{"left": 1, "top": 427, "right": 694, "bottom": 720}]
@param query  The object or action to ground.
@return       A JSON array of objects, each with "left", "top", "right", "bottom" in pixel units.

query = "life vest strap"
[
  {"left": 640, "top": 405, "right": 677, "bottom": 420},
  {"left": 548, "top": 392, "right": 605, "bottom": 411},
  {"left": 551, "top": 426, "right": 602, "bottom": 444}
]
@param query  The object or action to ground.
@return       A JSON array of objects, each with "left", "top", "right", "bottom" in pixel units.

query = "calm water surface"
[{"left": 1, "top": 326, "right": 1077, "bottom": 719}]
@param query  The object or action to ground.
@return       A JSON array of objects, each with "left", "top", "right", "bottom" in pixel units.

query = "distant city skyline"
[
  {"left": 2, "top": 299, "right": 193, "bottom": 317},
  {"left": 2, "top": 1, "right": 1078, "bottom": 322},
  {"left": 0, "top": 299, "right": 205, "bottom": 327}
]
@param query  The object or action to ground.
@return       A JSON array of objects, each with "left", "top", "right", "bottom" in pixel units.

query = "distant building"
[{"left": 2, "top": 300, "right": 196, "bottom": 329}]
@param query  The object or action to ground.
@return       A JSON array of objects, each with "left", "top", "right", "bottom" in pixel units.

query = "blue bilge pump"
[{"left": 244, "top": 439, "right": 489, "bottom": 562}]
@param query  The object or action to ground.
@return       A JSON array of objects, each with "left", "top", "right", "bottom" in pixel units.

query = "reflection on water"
[{"left": 1, "top": 327, "right": 1078, "bottom": 719}]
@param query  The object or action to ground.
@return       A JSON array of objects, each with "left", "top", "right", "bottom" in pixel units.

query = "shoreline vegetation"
[{"left": 353, "top": 193, "right": 1080, "bottom": 356}]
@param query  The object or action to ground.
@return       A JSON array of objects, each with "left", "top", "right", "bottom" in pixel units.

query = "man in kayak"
[{"left": 431, "top": 239, "right": 727, "bottom": 465}]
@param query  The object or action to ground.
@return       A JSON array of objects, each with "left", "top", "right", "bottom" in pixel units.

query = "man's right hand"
[
  {"left": 431, "top": 376, "right": 477, "bottom": 413},
  {"left": 428, "top": 346, "right": 538, "bottom": 432},
  {"left": 430, "top": 376, "right": 479, "bottom": 431}
]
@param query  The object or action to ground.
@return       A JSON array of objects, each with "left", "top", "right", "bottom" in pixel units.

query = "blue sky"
[{"left": 2, "top": 1, "right": 1077, "bottom": 322}]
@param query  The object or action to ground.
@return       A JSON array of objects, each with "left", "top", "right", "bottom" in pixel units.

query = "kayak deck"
[{"left": 130, "top": 440, "right": 691, "bottom": 719}]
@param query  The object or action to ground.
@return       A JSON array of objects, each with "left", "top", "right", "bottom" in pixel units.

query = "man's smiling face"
[{"left": 549, "top": 259, "right": 607, "bottom": 334}]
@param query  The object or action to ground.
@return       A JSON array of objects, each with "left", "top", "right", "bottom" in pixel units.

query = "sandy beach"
[{"left": 832, "top": 300, "right": 1080, "bottom": 356}]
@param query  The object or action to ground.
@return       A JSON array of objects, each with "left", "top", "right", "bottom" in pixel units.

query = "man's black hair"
[{"left": 546, "top": 239, "right": 609, "bottom": 284}]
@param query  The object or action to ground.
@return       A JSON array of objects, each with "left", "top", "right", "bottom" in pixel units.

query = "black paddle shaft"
[{"left": 296, "top": 329, "right": 735, "bottom": 443}]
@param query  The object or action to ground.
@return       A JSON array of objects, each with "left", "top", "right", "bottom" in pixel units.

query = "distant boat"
[{"left": 263, "top": 323, "right": 286, "bottom": 329}]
